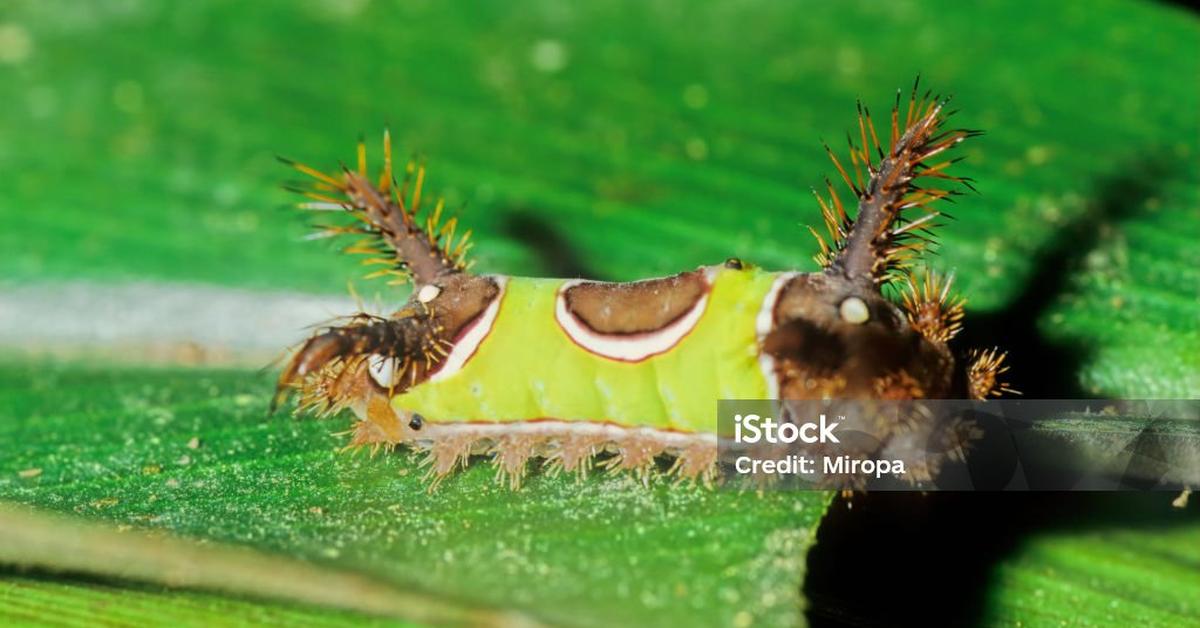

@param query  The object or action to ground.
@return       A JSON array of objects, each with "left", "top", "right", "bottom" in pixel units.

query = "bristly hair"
[
  {"left": 809, "top": 76, "right": 981, "bottom": 285},
  {"left": 900, "top": 267, "right": 966, "bottom": 343},
  {"left": 967, "top": 347, "right": 1019, "bottom": 400},
  {"left": 280, "top": 130, "right": 474, "bottom": 286}
]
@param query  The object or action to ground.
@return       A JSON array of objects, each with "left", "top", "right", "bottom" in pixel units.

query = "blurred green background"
[{"left": 1, "top": 0, "right": 1198, "bottom": 626}]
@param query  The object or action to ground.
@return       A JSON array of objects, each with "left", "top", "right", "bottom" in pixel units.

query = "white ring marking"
[
  {"left": 429, "top": 276, "right": 507, "bottom": 383},
  {"left": 368, "top": 354, "right": 401, "bottom": 388},
  {"left": 755, "top": 273, "right": 798, "bottom": 400},
  {"left": 554, "top": 270, "right": 713, "bottom": 363}
]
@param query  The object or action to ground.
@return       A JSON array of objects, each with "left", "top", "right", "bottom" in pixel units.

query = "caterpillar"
[{"left": 273, "top": 80, "right": 1013, "bottom": 490}]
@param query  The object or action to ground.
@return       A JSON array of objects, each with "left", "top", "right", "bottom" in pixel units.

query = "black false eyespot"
[
  {"left": 408, "top": 413, "right": 424, "bottom": 431},
  {"left": 724, "top": 257, "right": 745, "bottom": 270}
]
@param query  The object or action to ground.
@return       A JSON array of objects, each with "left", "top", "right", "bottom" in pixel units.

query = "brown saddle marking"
[{"left": 562, "top": 269, "right": 708, "bottom": 335}]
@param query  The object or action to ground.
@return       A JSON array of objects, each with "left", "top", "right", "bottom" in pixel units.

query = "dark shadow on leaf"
[
  {"left": 500, "top": 211, "right": 599, "bottom": 279},
  {"left": 805, "top": 491, "right": 1198, "bottom": 628},
  {"left": 955, "top": 153, "right": 1175, "bottom": 398}
]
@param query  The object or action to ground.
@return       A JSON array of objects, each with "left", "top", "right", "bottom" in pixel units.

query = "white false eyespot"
[
  {"left": 839, "top": 296, "right": 870, "bottom": 325},
  {"left": 417, "top": 284, "right": 441, "bottom": 304},
  {"left": 368, "top": 354, "right": 402, "bottom": 388}
]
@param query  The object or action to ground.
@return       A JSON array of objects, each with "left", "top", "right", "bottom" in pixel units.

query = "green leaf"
[
  {"left": 976, "top": 416, "right": 1200, "bottom": 627},
  {"left": 2, "top": 0, "right": 1198, "bottom": 624},
  {"left": 0, "top": 363, "right": 829, "bottom": 626},
  {"left": 0, "top": 572, "right": 404, "bottom": 628},
  {"left": 981, "top": 512, "right": 1200, "bottom": 626}
]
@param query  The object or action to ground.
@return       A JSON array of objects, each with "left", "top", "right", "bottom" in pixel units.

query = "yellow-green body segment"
[{"left": 393, "top": 267, "right": 781, "bottom": 432}]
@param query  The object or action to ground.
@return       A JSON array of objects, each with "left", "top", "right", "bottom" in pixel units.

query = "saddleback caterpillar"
[{"left": 274, "top": 80, "right": 1014, "bottom": 489}]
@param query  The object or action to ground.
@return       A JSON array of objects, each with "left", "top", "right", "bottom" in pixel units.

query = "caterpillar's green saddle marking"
[{"left": 393, "top": 267, "right": 778, "bottom": 432}]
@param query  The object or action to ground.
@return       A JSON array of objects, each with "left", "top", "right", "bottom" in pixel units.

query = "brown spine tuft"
[
  {"left": 966, "top": 347, "right": 1019, "bottom": 399},
  {"left": 281, "top": 130, "right": 474, "bottom": 286},
  {"left": 810, "top": 78, "right": 979, "bottom": 285},
  {"left": 900, "top": 268, "right": 966, "bottom": 343}
]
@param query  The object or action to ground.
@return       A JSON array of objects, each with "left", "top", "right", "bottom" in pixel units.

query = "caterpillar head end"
[{"left": 763, "top": 272, "right": 955, "bottom": 399}]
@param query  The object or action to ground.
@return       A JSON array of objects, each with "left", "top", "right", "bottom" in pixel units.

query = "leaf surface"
[{"left": 0, "top": 363, "right": 829, "bottom": 626}]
